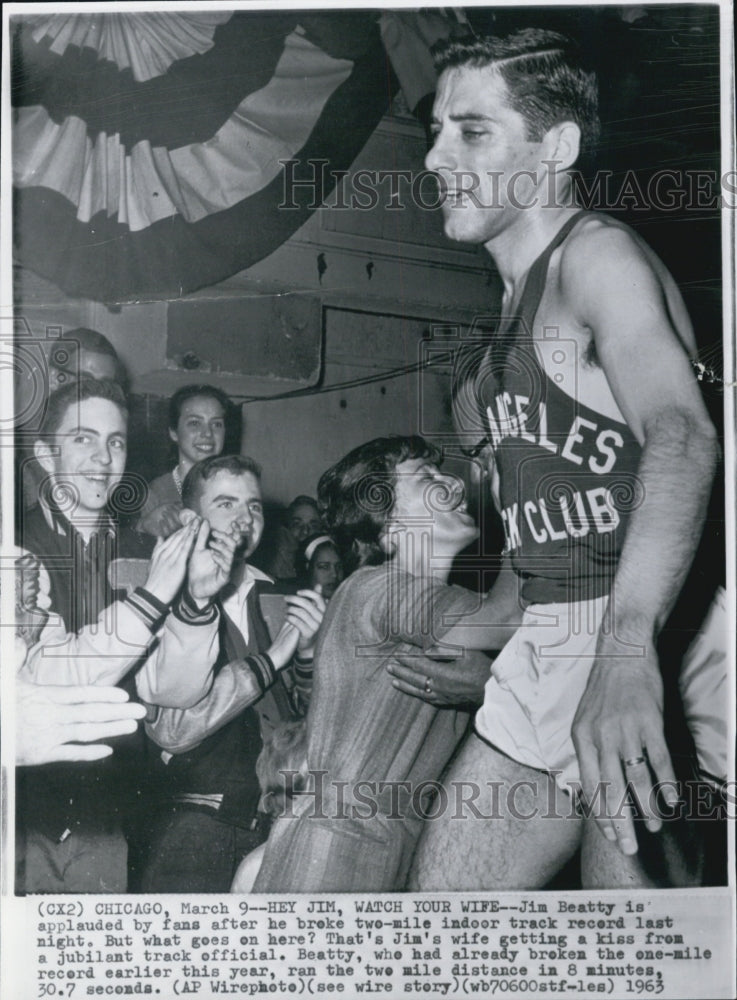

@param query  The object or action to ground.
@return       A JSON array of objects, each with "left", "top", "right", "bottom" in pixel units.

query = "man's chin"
[
  {"left": 442, "top": 219, "right": 488, "bottom": 246},
  {"left": 237, "top": 536, "right": 261, "bottom": 560}
]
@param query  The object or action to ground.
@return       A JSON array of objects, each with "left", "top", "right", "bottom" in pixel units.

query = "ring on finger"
[
  {"left": 424, "top": 677, "right": 433, "bottom": 695},
  {"left": 624, "top": 754, "right": 647, "bottom": 768}
]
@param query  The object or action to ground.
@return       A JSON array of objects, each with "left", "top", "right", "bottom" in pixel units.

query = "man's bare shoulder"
[
  {"left": 557, "top": 212, "right": 695, "bottom": 353},
  {"left": 560, "top": 212, "right": 659, "bottom": 279}
]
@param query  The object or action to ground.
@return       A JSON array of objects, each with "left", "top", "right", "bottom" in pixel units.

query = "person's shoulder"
[
  {"left": 335, "top": 564, "right": 389, "bottom": 600},
  {"left": 145, "top": 470, "right": 179, "bottom": 503},
  {"left": 17, "top": 504, "right": 53, "bottom": 551},
  {"left": 148, "top": 470, "right": 174, "bottom": 489},
  {"left": 117, "top": 522, "right": 155, "bottom": 559},
  {"left": 558, "top": 212, "right": 669, "bottom": 315},
  {"left": 560, "top": 212, "right": 646, "bottom": 274}
]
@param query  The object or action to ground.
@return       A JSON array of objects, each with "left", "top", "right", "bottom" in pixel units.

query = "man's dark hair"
[
  {"left": 49, "top": 328, "right": 127, "bottom": 387},
  {"left": 317, "top": 435, "right": 441, "bottom": 573},
  {"left": 287, "top": 495, "right": 320, "bottom": 517},
  {"left": 36, "top": 376, "right": 128, "bottom": 443},
  {"left": 168, "top": 384, "right": 232, "bottom": 431},
  {"left": 434, "top": 28, "right": 600, "bottom": 155},
  {"left": 182, "top": 453, "right": 261, "bottom": 511}
]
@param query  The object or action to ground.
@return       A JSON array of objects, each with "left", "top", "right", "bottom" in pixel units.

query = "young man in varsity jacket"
[
  {"left": 137, "top": 454, "right": 326, "bottom": 892},
  {"left": 17, "top": 376, "right": 239, "bottom": 893}
]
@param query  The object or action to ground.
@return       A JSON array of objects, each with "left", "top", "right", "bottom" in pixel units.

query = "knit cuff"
[
  {"left": 243, "top": 653, "right": 276, "bottom": 695},
  {"left": 293, "top": 654, "right": 314, "bottom": 683},
  {"left": 125, "top": 587, "right": 169, "bottom": 631},
  {"left": 173, "top": 588, "right": 218, "bottom": 626}
]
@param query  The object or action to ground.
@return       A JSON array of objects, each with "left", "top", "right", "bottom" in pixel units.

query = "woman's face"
[
  {"left": 387, "top": 457, "right": 479, "bottom": 556},
  {"left": 309, "top": 542, "right": 344, "bottom": 599},
  {"left": 170, "top": 395, "right": 226, "bottom": 469}
]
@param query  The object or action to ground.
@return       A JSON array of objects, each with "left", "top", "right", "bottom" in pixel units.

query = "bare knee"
[{"left": 581, "top": 817, "right": 703, "bottom": 889}]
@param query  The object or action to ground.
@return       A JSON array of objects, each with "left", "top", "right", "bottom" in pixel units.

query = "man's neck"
[
  {"left": 483, "top": 205, "right": 582, "bottom": 307},
  {"left": 226, "top": 555, "right": 252, "bottom": 593}
]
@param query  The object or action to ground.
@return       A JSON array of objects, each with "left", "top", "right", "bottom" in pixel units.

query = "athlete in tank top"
[
  {"left": 475, "top": 210, "right": 643, "bottom": 605},
  {"left": 401, "top": 32, "right": 719, "bottom": 887}
]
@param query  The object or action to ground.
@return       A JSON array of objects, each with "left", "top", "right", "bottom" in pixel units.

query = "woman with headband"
[{"left": 296, "top": 533, "right": 344, "bottom": 600}]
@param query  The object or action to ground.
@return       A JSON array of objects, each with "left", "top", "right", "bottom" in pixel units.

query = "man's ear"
[
  {"left": 542, "top": 121, "right": 581, "bottom": 174},
  {"left": 179, "top": 507, "right": 198, "bottom": 526},
  {"left": 33, "top": 439, "right": 57, "bottom": 475}
]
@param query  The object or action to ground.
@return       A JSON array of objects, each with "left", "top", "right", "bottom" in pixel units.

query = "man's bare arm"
[
  {"left": 564, "top": 223, "right": 718, "bottom": 854},
  {"left": 386, "top": 559, "right": 522, "bottom": 704},
  {"left": 438, "top": 557, "right": 524, "bottom": 651}
]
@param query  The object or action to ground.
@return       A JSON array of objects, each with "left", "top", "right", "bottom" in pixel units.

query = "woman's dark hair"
[
  {"left": 317, "top": 435, "right": 441, "bottom": 572},
  {"left": 287, "top": 495, "right": 320, "bottom": 518},
  {"left": 295, "top": 533, "right": 339, "bottom": 579},
  {"left": 168, "top": 384, "right": 233, "bottom": 431}
]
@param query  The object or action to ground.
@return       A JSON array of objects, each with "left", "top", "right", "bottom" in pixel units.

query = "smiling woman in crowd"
[{"left": 137, "top": 384, "right": 233, "bottom": 538}]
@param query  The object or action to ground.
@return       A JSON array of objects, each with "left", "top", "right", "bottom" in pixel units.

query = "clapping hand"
[
  {"left": 187, "top": 520, "right": 238, "bottom": 606},
  {"left": 144, "top": 519, "right": 200, "bottom": 605},
  {"left": 284, "top": 588, "right": 327, "bottom": 658}
]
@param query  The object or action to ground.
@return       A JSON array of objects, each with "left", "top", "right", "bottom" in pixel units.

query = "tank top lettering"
[{"left": 476, "top": 212, "right": 642, "bottom": 603}]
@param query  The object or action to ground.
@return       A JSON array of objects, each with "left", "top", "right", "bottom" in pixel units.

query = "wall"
[{"left": 14, "top": 112, "right": 499, "bottom": 507}]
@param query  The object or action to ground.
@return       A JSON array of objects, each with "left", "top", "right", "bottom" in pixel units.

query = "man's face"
[
  {"left": 196, "top": 471, "right": 264, "bottom": 559},
  {"left": 288, "top": 503, "right": 322, "bottom": 543},
  {"left": 37, "top": 397, "right": 127, "bottom": 519},
  {"left": 425, "top": 66, "right": 547, "bottom": 246},
  {"left": 170, "top": 395, "right": 226, "bottom": 468}
]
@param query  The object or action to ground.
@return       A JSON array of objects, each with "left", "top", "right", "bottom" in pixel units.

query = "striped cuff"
[
  {"left": 293, "top": 655, "right": 314, "bottom": 684},
  {"left": 125, "top": 587, "right": 169, "bottom": 631},
  {"left": 243, "top": 653, "right": 276, "bottom": 696},
  {"left": 173, "top": 588, "right": 218, "bottom": 626}
]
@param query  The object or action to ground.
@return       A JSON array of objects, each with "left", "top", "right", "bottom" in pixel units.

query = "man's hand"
[
  {"left": 144, "top": 519, "right": 200, "bottom": 605},
  {"left": 187, "top": 520, "right": 238, "bottom": 606},
  {"left": 387, "top": 647, "right": 491, "bottom": 707},
  {"left": 16, "top": 681, "right": 147, "bottom": 765},
  {"left": 284, "top": 588, "right": 327, "bottom": 658},
  {"left": 265, "top": 589, "right": 328, "bottom": 670},
  {"left": 572, "top": 641, "right": 679, "bottom": 856},
  {"left": 15, "top": 553, "right": 48, "bottom": 647}
]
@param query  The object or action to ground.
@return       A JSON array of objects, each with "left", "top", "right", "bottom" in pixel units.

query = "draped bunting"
[
  {"left": 25, "top": 11, "right": 233, "bottom": 82},
  {"left": 11, "top": 11, "right": 401, "bottom": 302}
]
